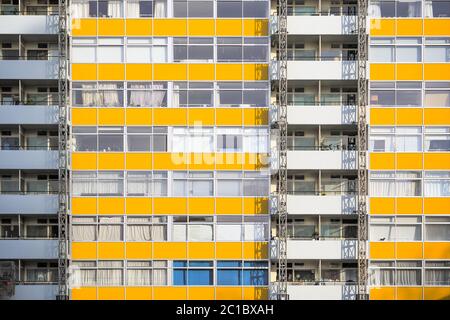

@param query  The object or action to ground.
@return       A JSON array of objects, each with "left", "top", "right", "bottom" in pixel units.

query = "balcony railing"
[
  {"left": 286, "top": 224, "right": 358, "bottom": 240},
  {"left": 287, "top": 180, "right": 358, "bottom": 195},
  {"left": 20, "top": 268, "right": 58, "bottom": 284},
  {"left": 0, "top": 145, "right": 58, "bottom": 150},
  {"left": 0, "top": 179, "right": 59, "bottom": 194},
  {"left": 0, "top": 55, "right": 59, "bottom": 61},
  {"left": 0, "top": 5, "right": 58, "bottom": 15},
  {"left": 287, "top": 93, "right": 357, "bottom": 106},
  {"left": 285, "top": 6, "right": 357, "bottom": 16},
  {"left": 285, "top": 50, "right": 358, "bottom": 61},
  {"left": 287, "top": 136, "right": 357, "bottom": 151},
  {"left": 287, "top": 268, "right": 358, "bottom": 285}
]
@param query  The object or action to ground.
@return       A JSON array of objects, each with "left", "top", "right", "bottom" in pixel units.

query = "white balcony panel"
[
  {"left": 0, "top": 195, "right": 58, "bottom": 214},
  {"left": 287, "top": 195, "right": 357, "bottom": 215},
  {"left": 0, "top": 240, "right": 58, "bottom": 259},
  {"left": 287, "top": 106, "right": 357, "bottom": 125},
  {"left": 0, "top": 150, "right": 58, "bottom": 169},
  {"left": 286, "top": 240, "right": 357, "bottom": 260},
  {"left": 0, "top": 60, "right": 58, "bottom": 79},
  {"left": 0, "top": 16, "right": 58, "bottom": 34},
  {"left": 287, "top": 61, "right": 357, "bottom": 80},
  {"left": 287, "top": 150, "right": 357, "bottom": 170},
  {"left": 287, "top": 16, "right": 357, "bottom": 35},
  {"left": 9, "top": 285, "right": 57, "bottom": 300},
  {"left": 0, "top": 105, "right": 58, "bottom": 125},
  {"left": 288, "top": 285, "right": 356, "bottom": 300}
]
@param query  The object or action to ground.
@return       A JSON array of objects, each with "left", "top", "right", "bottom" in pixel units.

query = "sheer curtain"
[
  {"left": 396, "top": 269, "right": 421, "bottom": 285},
  {"left": 424, "top": 0, "right": 434, "bottom": 17},
  {"left": 127, "top": 0, "right": 140, "bottom": 17},
  {"left": 72, "top": 0, "right": 90, "bottom": 18},
  {"left": 81, "top": 84, "right": 97, "bottom": 106},
  {"left": 98, "top": 269, "right": 123, "bottom": 285},
  {"left": 370, "top": 180, "right": 395, "bottom": 196},
  {"left": 127, "top": 224, "right": 152, "bottom": 241},
  {"left": 153, "top": 262, "right": 167, "bottom": 285},
  {"left": 127, "top": 269, "right": 152, "bottom": 285},
  {"left": 154, "top": 0, "right": 167, "bottom": 17},
  {"left": 368, "top": 1, "right": 381, "bottom": 17},
  {"left": 426, "top": 269, "right": 450, "bottom": 285},
  {"left": 152, "top": 83, "right": 167, "bottom": 106},
  {"left": 369, "top": 269, "right": 394, "bottom": 286},
  {"left": 188, "top": 225, "right": 213, "bottom": 241},
  {"left": 98, "top": 217, "right": 122, "bottom": 241},
  {"left": 424, "top": 180, "right": 450, "bottom": 196},
  {"left": 108, "top": 0, "right": 123, "bottom": 17},
  {"left": 152, "top": 224, "right": 166, "bottom": 240},
  {"left": 98, "top": 172, "right": 123, "bottom": 195},
  {"left": 99, "top": 84, "right": 120, "bottom": 107},
  {"left": 72, "top": 225, "right": 96, "bottom": 241},
  {"left": 75, "top": 269, "right": 96, "bottom": 286},
  {"left": 128, "top": 86, "right": 153, "bottom": 107}
]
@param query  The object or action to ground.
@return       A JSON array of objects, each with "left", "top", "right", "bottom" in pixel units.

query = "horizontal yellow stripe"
[
  {"left": 71, "top": 286, "right": 268, "bottom": 300},
  {"left": 370, "top": 63, "right": 450, "bottom": 81},
  {"left": 71, "top": 63, "right": 269, "bottom": 81},
  {"left": 370, "top": 242, "right": 450, "bottom": 260},
  {"left": 369, "top": 153, "right": 450, "bottom": 170},
  {"left": 370, "top": 18, "right": 450, "bottom": 36},
  {"left": 71, "top": 18, "right": 268, "bottom": 37},
  {"left": 71, "top": 152, "right": 269, "bottom": 171},
  {"left": 71, "top": 241, "right": 268, "bottom": 260},
  {"left": 370, "top": 108, "right": 450, "bottom": 126},
  {"left": 71, "top": 107, "right": 269, "bottom": 126},
  {"left": 370, "top": 287, "right": 450, "bottom": 300},
  {"left": 71, "top": 197, "right": 269, "bottom": 215},
  {"left": 370, "top": 197, "right": 450, "bottom": 215}
]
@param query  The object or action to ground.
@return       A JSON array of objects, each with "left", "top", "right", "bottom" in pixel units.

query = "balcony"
[
  {"left": 287, "top": 284, "right": 357, "bottom": 300},
  {"left": 0, "top": 240, "right": 58, "bottom": 259}
]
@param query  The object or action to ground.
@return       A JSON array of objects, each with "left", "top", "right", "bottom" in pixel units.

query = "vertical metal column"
[
  {"left": 57, "top": 0, "right": 69, "bottom": 300},
  {"left": 357, "top": 0, "right": 369, "bottom": 300},
  {"left": 276, "top": 0, "right": 288, "bottom": 301}
]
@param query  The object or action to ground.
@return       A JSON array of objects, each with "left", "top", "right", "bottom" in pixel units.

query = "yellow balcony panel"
[
  {"left": 396, "top": 108, "right": 423, "bottom": 125},
  {"left": 396, "top": 64, "right": 423, "bottom": 81},
  {"left": 243, "top": 197, "right": 269, "bottom": 215},
  {"left": 71, "top": 152, "right": 97, "bottom": 170},
  {"left": 370, "top": 19, "right": 395, "bottom": 36},
  {"left": 369, "top": 287, "right": 395, "bottom": 300},
  {"left": 396, "top": 197, "right": 423, "bottom": 215},
  {"left": 424, "top": 108, "right": 450, "bottom": 125},
  {"left": 98, "top": 197, "right": 125, "bottom": 215},
  {"left": 72, "top": 242, "right": 97, "bottom": 260},
  {"left": 216, "top": 64, "right": 243, "bottom": 81},
  {"left": 98, "top": 108, "right": 125, "bottom": 125},
  {"left": 188, "top": 108, "right": 215, "bottom": 126},
  {"left": 188, "top": 287, "right": 215, "bottom": 300},
  {"left": 188, "top": 153, "right": 216, "bottom": 170},
  {"left": 188, "top": 242, "right": 215, "bottom": 259},
  {"left": 216, "top": 108, "right": 243, "bottom": 126},
  {"left": 125, "top": 64, "right": 152, "bottom": 81},
  {"left": 98, "top": 287, "right": 125, "bottom": 300},
  {"left": 153, "top": 242, "right": 187, "bottom": 259},
  {"left": 125, "top": 153, "right": 152, "bottom": 170},
  {"left": 370, "top": 108, "right": 395, "bottom": 125},
  {"left": 424, "top": 198, "right": 450, "bottom": 214},
  {"left": 98, "top": 153, "right": 125, "bottom": 170},
  {"left": 153, "top": 197, "right": 187, "bottom": 214},
  {"left": 424, "top": 19, "right": 450, "bottom": 36},
  {"left": 370, "top": 242, "right": 395, "bottom": 259},
  {"left": 370, "top": 153, "right": 395, "bottom": 170},
  {"left": 216, "top": 287, "right": 242, "bottom": 300},
  {"left": 188, "top": 64, "right": 215, "bottom": 81},
  {"left": 153, "top": 108, "right": 187, "bottom": 125},
  {"left": 243, "top": 19, "right": 268, "bottom": 36},
  {"left": 125, "top": 287, "right": 152, "bottom": 300},
  {"left": 216, "top": 19, "right": 242, "bottom": 36},
  {"left": 396, "top": 242, "right": 423, "bottom": 259},
  {"left": 396, "top": 153, "right": 423, "bottom": 170},
  {"left": 396, "top": 287, "right": 423, "bottom": 300},
  {"left": 98, "top": 64, "right": 125, "bottom": 81},
  {"left": 215, "top": 153, "right": 244, "bottom": 170},
  {"left": 125, "top": 19, "right": 152, "bottom": 36},
  {"left": 424, "top": 153, "right": 450, "bottom": 170},
  {"left": 188, "top": 19, "right": 215, "bottom": 36},
  {"left": 370, "top": 197, "right": 395, "bottom": 215},
  {"left": 97, "top": 19, "right": 125, "bottom": 36},
  {"left": 243, "top": 108, "right": 269, "bottom": 126},
  {"left": 71, "top": 287, "right": 97, "bottom": 300},
  {"left": 424, "top": 64, "right": 450, "bottom": 80},
  {"left": 243, "top": 287, "right": 268, "bottom": 300},
  {"left": 216, "top": 197, "right": 242, "bottom": 214},
  {"left": 424, "top": 242, "right": 450, "bottom": 259},
  {"left": 72, "top": 197, "right": 97, "bottom": 215},
  {"left": 216, "top": 242, "right": 243, "bottom": 259},
  {"left": 188, "top": 197, "right": 215, "bottom": 214},
  {"left": 72, "top": 64, "right": 97, "bottom": 81},
  {"left": 153, "top": 153, "right": 188, "bottom": 170},
  {"left": 98, "top": 242, "right": 125, "bottom": 260},
  {"left": 153, "top": 287, "right": 187, "bottom": 300},
  {"left": 370, "top": 64, "right": 395, "bottom": 81},
  {"left": 244, "top": 64, "right": 269, "bottom": 81},
  {"left": 424, "top": 287, "right": 450, "bottom": 300},
  {"left": 71, "top": 19, "right": 97, "bottom": 36},
  {"left": 396, "top": 19, "right": 423, "bottom": 36},
  {"left": 72, "top": 108, "right": 97, "bottom": 126},
  {"left": 153, "top": 19, "right": 187, "bottom": 36},
  {"left": 243, "top": 242, "right": 268, "bottom": 259},
  {"left": 125, "top": 197, "right": 152, "bottom": 215},
  {"left": 125, "top": 242, "right": 152, "bottom": 259},
  {"left": 126, "top": 108, "right": 152, "bottom": 126}
]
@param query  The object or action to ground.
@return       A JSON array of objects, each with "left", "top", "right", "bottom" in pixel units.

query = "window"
[
  {"left": 370, "top": 216, "right": 422, "bottom": 241},
  {"left": 127, "top": 0, "right": 167, "bottom": 17},
  {"left": 173, "top": 261, "right": 213, "bottom": 285},
  {"left": 172, "top": 172, "right": 214, "bottom": 197},
  {"left": 173, "top": 0, "right": 213, "bottom": 17},
  {"left": 0, "top": 217, "right": 19, "bottom": 238},
  {"left": 425, "top": 216, "right": 450, "bottom": 241},
  {"left": 424, "top": 38, "right": 450, "bottom": 62},
  {"left": 395, "top": 127, "right": 422, "bottom": 152},
  {"left": 126, "top": 261, "right": 167, "bottom": 286},
  {"left": 370, "top": 171, "right": 422, "bottom": 197},
  {"left": 369, "top": 127, "right": 395, "bottom": 152},
  {"left": 424, "top": 127, "right": 450, "bottom": 152},
  {"left": 172, "top": 216, "right": 214, "bottom": 241},
  {"left": 370, "top": 0, "right": 420, "bottom": 17},
  {"left": 126, "top": 216, "right": 167, "bottom": 241},
  {"left": 369, "top": 261, "right": 422, "bottom": 286},
  {"left": 424, "top": 0, "right": 450, "bottom": 17},
  {"left": 425, "top": 261, "right": 450, "bottom": 286},
  {"left": 173, "top": 37, "right": 214, "bottom": 62},
  {"left": 127, "top": 81, "right": 167, "bottom": 107},
  {"left": 424, "top": 171, "right": 450, "bottom": 197}
]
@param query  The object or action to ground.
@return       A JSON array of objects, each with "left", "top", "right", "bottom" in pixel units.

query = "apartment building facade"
[{"left": 0, "top": 0, "right": 448, "bottom": 300}]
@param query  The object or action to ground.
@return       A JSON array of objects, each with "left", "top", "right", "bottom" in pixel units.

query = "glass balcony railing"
[
  {"left": 287, "top": 180, "right": 358, "bottom": 195},
  {"left": 287, "top": 93, "right": 357, "bottom": 106},
  {"left": 284, "top": 49, "right": 358, "bottom": 61},
  {"left": 286, "top": 224, "right": 358, "bottom": 240},
  {"left": 0, "top": 5, "right": 58, "bottom": 15},
  {"left": 287, "top": 268, "right": 358, "bottom": 285},
  {"left": 287, "top": 136, "right": 357, "bottom": 151},
  {"left": 285, "top": 6, "right": 357, "bottom": 16},
  {"left": 0, "top": 180, "right": 59, "bottom": 194},
  {"left": 21, "top": 268, "right": 58, "bottom": 284}
]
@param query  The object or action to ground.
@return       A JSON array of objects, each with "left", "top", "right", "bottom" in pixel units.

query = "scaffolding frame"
[
  {"left": 57, "top": 0, "right": 69, "bottom": 300},
  {"left": 357, "top": 0, "right": 369, "bottom": 300}
]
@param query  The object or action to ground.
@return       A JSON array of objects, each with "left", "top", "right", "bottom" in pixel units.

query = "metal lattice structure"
[
  {"left": 57, "top": 0, "right": 69, "bottom": 300},
  {"left": 275, "top": 0, "right": 289, "bottom": 301},
  {"left": 357, "top": 0, "right": 369, "bottom": 300}
]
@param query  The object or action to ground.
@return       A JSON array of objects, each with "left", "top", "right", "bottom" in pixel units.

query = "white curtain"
[
  {"left": 396, "top": 180, "right": 421, "bottom": 196},
  {"left": 370, "top": 225, "right": 394, "bottom": 241},
  {"left": 99, "top": 84, "right": 120, "bottom": 107},
  {"left": 426, "top": 269, "right": 450, "bottom": 285},
  {"left": 108, "top": 0, "right": 123, "bottom": 17},
  {"left": 424, "top": 180, "right": 450, "bottom": 196},
  {"left": 72, "top": 225, "right": 96, "bottom": 241},
  {"left": 153, "top": 268, "right": 167, "bottom": 285},
  {"left": 98, "top": 269, "right": 122, "bottom": 285},
  {"left": 396, "top": 225, "right": 421, "bottom": 241},
  {"left": 126, "top": 225, "right": 152, "bottom": 241},
  {"left": 368, "top": 2, "right": 381, "bottom": 17},
  {"left": 127, "top": 269, "right": 152, "bottom": 285},
  {"left": 188, "top": 225, "right": 213, "bottom": 241},
  {"left": 397, "top": 269, "right": 421, "bottom": 285},
  {"left": 424, "top": 1, "right": 434, "bottom": 17},
  {"left": 98, "top": 172, "right": 123, "bottom": 195},
  {"left": 72, "top": 179, "right": 96, "bottom": 195},
  {"left": 154, "top": 0, "right": 166, "bottom": 17},
  {"left": 129, "top": 89, "right": 153, "bottom": 107},
  {"left": 425, "top": 225, "right": 450, "bottom": 241},
  {"left": 98, "top": 218, "right": 122, "bottom": 240},
  {"left": 127, "top": 174, "right": 151, "bottom": 195},
  {"left": 152, "top": 225, "right": 166, "bottom": 240},
  {"left": 369, "top": 269, "right": 394, "bottom": 286},
  {"left": 369, "top": 180, "right": 395, "bottom": 196},
  {"left": 216, "top": 224, "right": 242, "bottom": 241},
  {"left": 75, "top": 269, "right": 96, "bottom": 286},
  {"left": 127, "top": 1, "right": 140, "bottom": 17},
  {"left": 172, "top": 224, "right": 187, "bottom": 241},
  {"left": 152, "top": 83, "right": 167, "bottom": 105},
  {"left": 81, "top": 84, "right": 97, "bottom": 106},
  {"left": 72, "top": 1, "right": 90, "bottom": 18}
]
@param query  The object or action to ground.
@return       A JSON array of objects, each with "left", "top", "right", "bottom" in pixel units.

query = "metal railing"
[
  {"left": 286, "top": 6, "right": 357, "bottom": 16},
  {"left": 0, "top": 180, "right": 59, "bottom": 194},
  {"left": 0, "top": 5, "right": 59, "bottom": 15},
  {"left": 0, "top": 145, "right": 59, "bottom": 150},
  {"left": 287, "top": 93, "right": 357, "bottom": 106}
]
